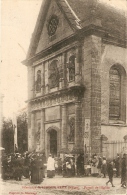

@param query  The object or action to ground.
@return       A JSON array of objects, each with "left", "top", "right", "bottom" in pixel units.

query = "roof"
[
  {"left": 67, "top": 0, "right": 126, "bottom": 39},
  {"left": 25, "top": 0, "right": 126, "bottom": 62}
]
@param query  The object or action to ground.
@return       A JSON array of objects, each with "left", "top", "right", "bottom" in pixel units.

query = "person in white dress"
[{"left": 47, "top": 154, "right": 55, "bottom": 178}]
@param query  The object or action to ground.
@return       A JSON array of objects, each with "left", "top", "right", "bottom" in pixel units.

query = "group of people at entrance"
[
  {"left": 1, "top": 152, "right": 57, "bottom": 183},
  {"left": 61, "top": 153, "right": 126, "bottom": 188},
  {"left": 1, "top": 151, "right": 47, "bottom": 184},
  {"left": 88, "top": 153, "right": 126, "bottom": 188},
  {"left": 1, "top": 151, "right": 126, "bottom": 188}
]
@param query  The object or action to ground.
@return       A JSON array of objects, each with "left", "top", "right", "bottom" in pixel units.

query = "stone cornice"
[
  {"left": 29, "top": 85, "right": 85, "bottom": 111},
  {"left": 32, "top": 41, "right": 79, "bottom": 67},
  {"left": 28, "top": 85, "right": 85, "bottom": 103},
  {"left": 22, "top": 24, "right": 127, "bottom": 66},
  {"left": 101, "top": 123, "right": 127, "bottom": 127}
]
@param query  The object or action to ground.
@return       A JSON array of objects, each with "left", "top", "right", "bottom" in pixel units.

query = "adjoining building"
[{"left": 23, "top": 0, "right": 127, "bottom": 158}]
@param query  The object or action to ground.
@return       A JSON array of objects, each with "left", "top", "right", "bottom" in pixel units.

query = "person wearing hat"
[
  {"left": 106, "top": 160, "right": 115, "bottom": 187},
  {"left": 114, "top": 154, "right": 120, "bottom": 178},
  {"left": 121, "top": 154, "right": 126, "bottom": 188},
  {"left": 57, "top": 157, "right": 62, "bottom": 175},
  {"left": 76, "top": 154, "right": 84, "bottom": 177},
  {"left": 14, "top": 154, "right": 23, "bottom": 181},
  {"left": 30, "top": 153, "right": 44, "bottom": 184},
  {"left": 23, "top": 152, "right": 30, "bottom": 178},
  {"left": 97, "top": 157, "right": 102, "bottom": 177},
  {"left": 102, "top": 156, "right": 107, "bottom": 178}
]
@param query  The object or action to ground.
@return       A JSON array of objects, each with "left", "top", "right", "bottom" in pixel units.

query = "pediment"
[{"left": 35, "top": 0, "right": 75, "bottom": 54}]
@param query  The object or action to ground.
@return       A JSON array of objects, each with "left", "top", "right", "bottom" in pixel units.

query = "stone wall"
[
  {"left": 101, "top": 44, "right": 127, "bottom": 125},
  {"left": 27, "top": 37, "right": 127, "bottom": 155},
  {"left": 101, "top": 125, "right": 127, "bottom": 141},
  {"left": 82, "top": 35, "right": 102, "bottom": 155}
]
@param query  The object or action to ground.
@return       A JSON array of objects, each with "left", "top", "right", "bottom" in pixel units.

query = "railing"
[{"left": 102, "top": 140, "right": 127, "bottom": 159}]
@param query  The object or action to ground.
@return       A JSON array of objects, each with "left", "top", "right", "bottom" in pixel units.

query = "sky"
[
  {"left": 1, "top": 0, "right": 42, "bottom": 117},
  {"left": 1, "top": 0, "right": 127, "bottom": 118}
]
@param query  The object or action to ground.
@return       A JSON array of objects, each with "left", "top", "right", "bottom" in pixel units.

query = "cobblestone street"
[{"left": 0, "top": 175, "right": 126, "bottom": 195}]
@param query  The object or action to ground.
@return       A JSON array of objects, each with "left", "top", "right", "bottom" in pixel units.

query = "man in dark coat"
[
  {"left": 30, "top": 153, "right": 44, "bottom": 184},
  {"left": 106, "top": 160, "right": 115, "bottom": 187},
  {"left": 23, "top": 153, "right": 30, "bottom": 178},
  {"left": 115, "top": 155, "right": 120, "bottom": 177},
  {"left": 2, "top": 154, "right": 8, "bottom": 180},
  {"left": 76, "top": 154, "right": 84, "bottom": 176},
  {"left": 14, "top": 154, "right": 23, "bottom": 181},
  {"left": 121, "top": 154, "right": 126, "bottom": 188},
  {"left": 97, "top": 157, "right": 102, "bottom": 177}
]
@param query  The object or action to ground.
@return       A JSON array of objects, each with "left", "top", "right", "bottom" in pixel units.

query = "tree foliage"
[
  {"left": 2, "top": 119, "right": 14, "bottom": 154},
  {"left": 2, "top": 112, "right": 28, "bottom": 154},
  {"left": 17, "top": 113, "right": 28, "bottom": 153}
]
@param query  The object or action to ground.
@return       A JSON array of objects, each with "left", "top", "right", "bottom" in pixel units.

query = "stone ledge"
[
  {"left": 44, "top": 119, "right": 62, "bottom": 124},
  {"left": 101, "top": 123, "right": 127, "bottom": 127}
]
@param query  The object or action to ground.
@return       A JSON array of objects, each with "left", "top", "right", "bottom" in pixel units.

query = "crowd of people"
[
  {"left": 1, "top": 151, "right": 126, "bottom": 188},
  {"left": 1, "top": 151, "right": 46, "bottom": 184}
]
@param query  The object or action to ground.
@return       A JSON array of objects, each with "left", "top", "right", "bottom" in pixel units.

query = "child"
[{"left": 106, "top": 160, "right": 115, "bottom": 187}]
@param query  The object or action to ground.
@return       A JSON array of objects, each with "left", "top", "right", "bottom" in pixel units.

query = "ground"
[{"left": 0, "top": 175, "right": 126, "bottom": 195}]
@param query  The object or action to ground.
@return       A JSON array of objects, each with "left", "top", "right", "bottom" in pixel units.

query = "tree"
[
  {"left": 2, "top": 118, "right": 14, "bottom": 154},
  {"left": 2, "top": 112, "right": 28, "bottom": 154},
  {"left": 17, "top": 112, "right": 28, "bottom": 153}
]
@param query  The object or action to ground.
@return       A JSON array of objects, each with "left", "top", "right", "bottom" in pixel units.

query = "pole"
[{"left": 13, "top": 112, "right": 18, "bottom": 151}]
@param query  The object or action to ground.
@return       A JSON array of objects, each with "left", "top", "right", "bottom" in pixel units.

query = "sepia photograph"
[{"left": 1, "top": 0, "right": 127, "bottom": 194}]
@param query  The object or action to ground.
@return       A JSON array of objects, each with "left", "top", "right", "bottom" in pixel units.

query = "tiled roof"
[
  {"left": 24, "top": 0, "right": 126, "bottom": 62},
  {"left": 67, "top": 0, "right": 126, "bottom": 39}
]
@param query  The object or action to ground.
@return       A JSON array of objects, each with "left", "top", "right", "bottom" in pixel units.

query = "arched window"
[
  {"left": 68, "top": 55, "right": 75, "bottom": 81},
  {"left": 109, "top": 67, "right": 121, "bottom": 119},
  {"left": 36, "top": 70, "right": 41, "bottom": 92},
  {"left": 68, "top": 118, "right": 75, "bottom": 142},
  {"left": 49, "top": 60, "right": 59, "bottom": 89}
]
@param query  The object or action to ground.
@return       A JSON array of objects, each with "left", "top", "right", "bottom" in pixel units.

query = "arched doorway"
[{"left": 49, "top": 129, "right": 57, "bottom": 156}]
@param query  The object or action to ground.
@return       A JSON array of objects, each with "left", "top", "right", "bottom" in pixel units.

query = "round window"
[{"left": 48, "top": 15, "right": 59, "bottom": 36}]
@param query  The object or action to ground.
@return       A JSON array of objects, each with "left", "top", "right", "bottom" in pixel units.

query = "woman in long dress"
[
  {"left": 102, "top": 156, "right": 107, "bottom": 178},
  {"left": 30, "top": 153, "right": 43, "bottom": 184},
  {"left": 91, "top": 155, "right": 98, "bottom": 176},
  {"left": 47, "top": 154, "right": 55, "bottom": 178}
]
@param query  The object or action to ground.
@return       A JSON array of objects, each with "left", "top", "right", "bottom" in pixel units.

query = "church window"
[
  {"left": 109, "top": 67, "right": 121, "bottom": 119},
  {"left": 68, "top": 55, "right": 75, "bottom": 81},
  {"left": 49, "top": 60, "right": 59, "bottom": 89},
  {"left": 68, "top": 118, "right": 75, "bottom": 142},
  {"left": 35, "top": 70, "right": 41, "bottom": 93},
  {"left": 47, "top": 15, "right": 59, "bottom": 36}
]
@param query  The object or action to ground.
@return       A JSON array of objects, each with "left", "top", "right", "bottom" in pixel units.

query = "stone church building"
[{"left": 23, "top": 0, "right": 127, "bottom": 158}]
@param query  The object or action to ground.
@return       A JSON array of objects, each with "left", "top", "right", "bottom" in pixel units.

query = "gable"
[
  {"left": 35, "top": 0, "right": 74, "bottom": 54},
  {"left": 25, "top": 0, "right": 126, "bottom": 63}
]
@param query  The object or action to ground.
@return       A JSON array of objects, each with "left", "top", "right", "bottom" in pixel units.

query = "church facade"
[{"left": 23, "top": 0, "right": 127, "bottom": 158}]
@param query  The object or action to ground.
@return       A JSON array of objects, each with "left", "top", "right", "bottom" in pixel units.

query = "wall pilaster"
[
  {"left": 28, "top": 111, "right": 36, "bottom": 151},
  {"left": 75, "top": 101, "right": 82, "bottom": 149},
  {"left": 28, "top": 66, "right": 34, "bottom": 100},
  {"left": 40, "top": 108, "right": 45, "bottom": 151},
  {"left": 41, "top": 63, "right": 45, "bottom": 95},
  {"left": 75, "top": 44, "right": 82, "bottom": 84},
  {"left": 91, "top": 35, "right": 101, "bottom": 155},
  {"left": 61, "top": 104, "right": 67, "bottom": 149},
  {"left": 83, "top": 35, "right": 101, "bottom": 155}
]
